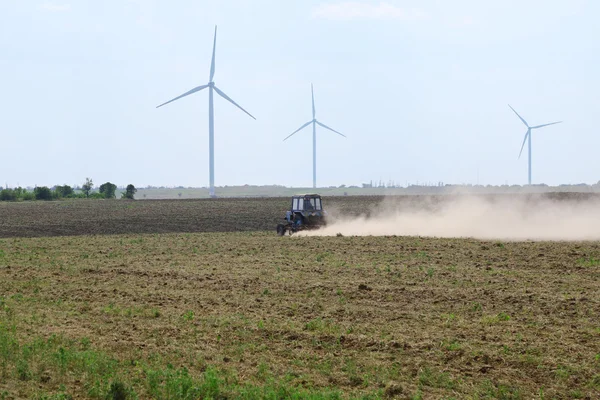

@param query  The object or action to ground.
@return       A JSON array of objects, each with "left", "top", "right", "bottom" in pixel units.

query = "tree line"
[{"left": 0, "top": 178, "right": 137, "bottom": 202}]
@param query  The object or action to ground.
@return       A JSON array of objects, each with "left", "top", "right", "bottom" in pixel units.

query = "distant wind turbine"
[
  {"left": 508, "top": 104, "right": 562, "bottom": 185},
  {"left": 284, "top": 84, "right": 346, "bottom": 189},
  {"left": 156, "top": 26, "right": 255, "bottom": 198}
]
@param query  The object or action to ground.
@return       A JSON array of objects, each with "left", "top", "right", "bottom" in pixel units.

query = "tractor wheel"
[{"left": 276, "top": 224, "right": 286, "bottom": 236}]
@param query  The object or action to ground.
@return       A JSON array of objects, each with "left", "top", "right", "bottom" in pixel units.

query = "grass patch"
[
  {"left": 577, "top": 257, "right": 600, "bottom": 267},
  {"left": 0, "top": 322, "right": 370, "bottom": 399},
  {"left": 475, "top": 379, "right": 521, "bottom": 399},
  {"left": 481, "top": 313, "right": 511, "bottom": 325},
  {"left": 418, "top": 367, "right": 458, "bottom": 390}
]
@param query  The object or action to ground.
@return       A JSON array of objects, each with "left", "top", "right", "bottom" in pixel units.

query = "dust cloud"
[{"left": 302, "top": 195, "right": 600, "bottom": 241}]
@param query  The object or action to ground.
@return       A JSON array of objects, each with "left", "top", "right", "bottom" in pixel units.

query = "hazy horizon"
[{"left": 1, "top": 1, "right": 598, "bottom": 188}]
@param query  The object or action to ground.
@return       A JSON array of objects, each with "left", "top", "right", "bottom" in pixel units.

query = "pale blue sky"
[{"left": 1, "top": 0, "right": 598, "bottom": 188}]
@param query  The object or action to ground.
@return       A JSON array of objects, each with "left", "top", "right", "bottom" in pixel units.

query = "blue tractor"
[{"left": 277, "top": 194, "right": 327, "bottom": 236}]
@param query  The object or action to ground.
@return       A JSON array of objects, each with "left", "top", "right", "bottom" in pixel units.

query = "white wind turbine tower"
[
  {"left": 284, "top": 84, "right": 346, "bottom": 188},
  {"left": 157, "top": 26, "right": 255, "bottom": 197},
  {"left": 508, "top": 104, "right": 562, "bottom": 185}
]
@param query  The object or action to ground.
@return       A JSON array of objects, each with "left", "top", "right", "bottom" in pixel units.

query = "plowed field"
[
  {"left": 0, "top": 195, "right": 599, "bottom": 399},
  {"left": 1, "top": 193, "right": 598, "bottom": 238}
]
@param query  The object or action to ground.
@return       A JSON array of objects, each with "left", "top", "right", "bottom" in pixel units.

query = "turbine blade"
[
  {"left": 213, "top": 86, "right": 256, "bottom": 120},
  {"left": 311, "top": 83, "right": 315, "bottom": 120},
  {"left": 156, "top": 84, "right": 209, "bottom": 108},
  {"left": 531, "top": 121, "right": 562, "bottom": 129},
  {"left": 283, "top": 120, "right": 312, "bottom": 141},
  {"left": 209, "top": 26, "right": 217, "bottom": 82},
  {"left": 316, "top": 120, "right": 346, "bottom": 137},
  {"left": 518, "top": 129, "right": 530, "bottom": 159},
  {"left": 508, "top": 104, "right": 529, "bottom": 127}
]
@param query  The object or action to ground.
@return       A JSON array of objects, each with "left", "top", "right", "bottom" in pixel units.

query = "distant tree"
[
  {"left": 13, "top": 187, "right": 25, "bottom": 198},
  {"left": 55, "top": 185, "right": 74, "bottom": 198},
  {"left": 34, "top": 186, "right": 52, "bottom": 201},
  {"left": 99, "top": 182, "right": 117, "bottom": 199},
  {"left": 0, "top": 189, "right": 16, "bottom": 201},
  {"left": 22, "top": 191, "right": 35, "bottom": 201},
  {"left": 82, "top": 178, "right": 93, "bottom": 198},
  {"left": 122, "top": 184, "right": 137, "bottom": 200}
]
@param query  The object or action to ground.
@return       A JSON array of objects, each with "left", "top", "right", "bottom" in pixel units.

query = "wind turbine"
[
  {"left": 284, "top": 84, "right": 346, "bottom": 188},
  {"left": 157, "top": 26, "right": 255, "bottom": 198},
  {"left": 508, "top": 104, "right": 562, "bottom": 185}
]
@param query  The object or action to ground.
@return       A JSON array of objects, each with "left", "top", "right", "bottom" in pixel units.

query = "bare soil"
[
  {"left": 1, "top": 194, "right": 599, "bottom": 398},
  {"left": 1, "top": 193, "right": 598, "bottom": 238},
  {"left": 1, "top": 230, "right": 599, "bottom": 398}
]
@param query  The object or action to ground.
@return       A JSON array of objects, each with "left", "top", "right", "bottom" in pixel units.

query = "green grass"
[
  {"left": 475, "top": 380, "right": 521, "bottom": 399},
  {"left": 577, "top": 257, "right": 600, "bottom": 267},
  {"left": 418, "top": 367, "right": 458, "bottom": 390},
  {"left": 481, "top": 312, "right": 511, "bottom": 325},
  {"left": 181, "top": 310, "right": 195, "bottom": 322},
  {"left": 0, "top": 321, "right": 379, "bottom": 399}
]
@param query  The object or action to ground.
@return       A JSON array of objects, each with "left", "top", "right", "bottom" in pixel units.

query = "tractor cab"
[
  {"left": 291, "top": 194, "right": 323, "bottom": 212},
  {"left": 277, "top": 194, "right": 327, "bottom": 235}
]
